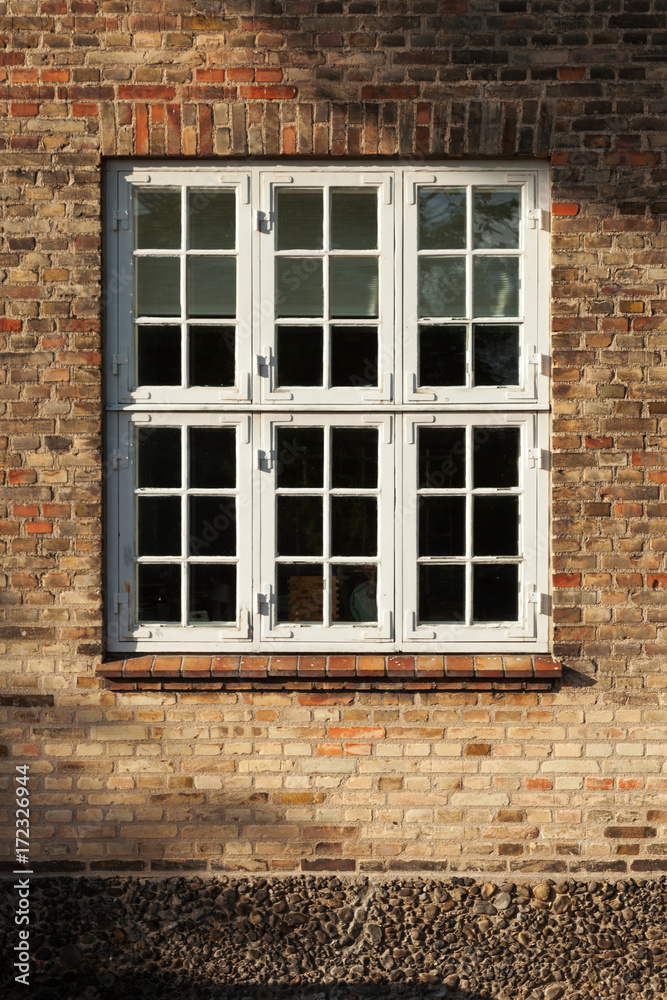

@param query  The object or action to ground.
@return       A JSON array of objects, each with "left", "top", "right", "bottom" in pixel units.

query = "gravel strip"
[{"left": 2, "top": 874, "right": 666, "bottom": 999}]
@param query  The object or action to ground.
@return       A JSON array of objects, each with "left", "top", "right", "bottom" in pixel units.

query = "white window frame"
[{"left": 106, "top": 161, "right": 550, "bottom": 654}]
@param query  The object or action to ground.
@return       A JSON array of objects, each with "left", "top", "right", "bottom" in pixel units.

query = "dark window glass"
[
  {"left": 419, "top": 496, "right": 466, "bottom": 557},
  {"left": 473, "top": 564, "right": 519, "bottom": 621},
  {"left": 418, "top": 564, "right": 465, "bottom": 624},
  {"left": 276, "top": 258, "right": 323, "bottom": 318},
  {"left": 189, "top": 326, "right": 235, "bottom": 387},
  {"left": 473, "top": 324, "right": 519, "bottom": 386},
  {"left": 188, "top": 189, "right": 235, "bottom": 250},
  {"left": 190, "top": 428, "right": 235, "bottom": 489},
  {"left": 331, "top": 428, "right": 378, "bottom": 489},
  {"left": 276, "top": 190, "right": 323, "bottom": 250},
  {"left": 137, "top": 325, "right": 181, "bottom": 386},
  {"left": 276, "top": 428, "right": 324, "bottom": 488},
  {"left": 473, "top": 427, "right": 520, "bottom": 488},
  {"left": 419, "top": 324, "right": 466, "bottom": 386},
  {"left": 473, "top": 189, "right": 520, "bottom": 250},
  {"left": 189, "top": 564, "right": 236, "bottom": 624},
  {"left": 135, "top": 189, "right": 181, "bottom": 250},
  {"left": 419, "top": 427, "right": 465, "bottom": 489},
  {"left": 330, "top": 190, "right": 377, "bottom": 250},
  {"left": 330, "top": 326, "right": 378, "bottom": 387},
  {"left": 136, "top": 257, "right": 180, "bottom": 317},
  {"left": 332, "top": 565, "right": 377, "bottom": 622},
  {"left": 187, "top": 258, "right": 236, "bottom": 319},
  {"left": 276, "top": 326, "right": 323, "bottom": 386},
  {"left": 276, "top": 564, "right": 323, "bottom": 623},
  {"left": 189, "top": 497, "right": 236, "bottom": 557},
  {"left": 473, "top": 496, "right": 519, "bottom": 556},
  {"left": 137, "top": 496, "right": 181, "bottom": 556},
  {"left": 331, "top": 497, "right": 377, "bottom": 557},
  {"left": 137, "top": 427, "right": 181, "bottom": 489},
  {"left": 137, "top": 564, "right": 181, "bottom": 623},
  {"left": 418, "top": 189, "right": 466, "bottom": 251},
  {"left": 277, "top": 496, "right": 323, "bottom": 556}
]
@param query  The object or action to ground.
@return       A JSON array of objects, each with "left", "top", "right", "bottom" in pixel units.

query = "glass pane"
[
  {"left": 473, "top": 189, "right": 520, "bottom": 250},
  {"left": 332, "top": 565, "right": 377, "bottom": 623},
  {"left": 473, "top": 257, "right": 519, "bottom": 318},
  {"left": 189, "top": 564, "right": 236, "bottom": 624},
  {"left": 137, "top": 564, "right": 181, "bottom": 623},
  {"left": 419, "top": 257, "right": 466, "bottom": 318},
  {"left": 330, "top": 326, "right": 378, "bottom": 387},
  {"left": 330, "top": 189, "right": 377, "bottom": 249},
  {"left": 419, "top": 496, "right": 465, "bottom": 557},
  {"left": 419, "top": 324, "right": 466, "bottom": 387},
  {"left": 189, "top": 497, "right": 236, "bottom": 557},
  {"left": 418, "top": 189, "right": 466, "bottom": 250},
  {"left": 473, "top": 324, "right": 519, "bottom": 386},
  {"left": 276, "top": 258, "right": 323, "bottom": 318},
  {"left": 473, "top": 428, "right": 520, "bottom": 488},
  {"left": 189, "top": 325, "right": 235, "bottom": 387},
  {"left": 419, "top": 427, "right": 465, "bottom": 489},
  {"left": 187, "top": 257, "right": 236, "bottom": 318},
  {"left": 136, "top": 258, "right": 180, "bottom": 317},
  {"left": 330, "top": 258, "right": 378, "bottom": 319},
  {"left": 277, "top": 496, "right": 323, "bottom": 556},
  {"left": 188, "top": 189, "right": 235, "bottom": 250},
  {"left": 332, "top": 428, "right": 378, "bottom": 488},
  {"left": 331, "top": 497, "right": 377, "bottom": 557},
  {"left": 277, "top": 564, "right": 323, "bottom": 623},
  {"left": 137, "top": 496, "right": 181, "bottom": 557},
  {"left": 276, "top": 428, "right": 324, "bottom": 488},
  {"left": 137, "top": 427, "right": 181, "bottom": 489},
  {"left": 473, "top": 496, "right": 519, "bottom": 556},
  {"left": 276, "top": 326, "right": 323, "bottom": 387},
  {"left": 137, "top": 325, "right": 180, "bottom": 386},
  {"left": 276, "top": 189, "right": 323, "bottom": 250},
  {"left": 419, "top": 564, "right": 465, "bottom": 624},
  {"left": 190, "top": 427, "right": 235, "bottom": 489},
  {"left": 473, "top": 564, "right": 519, "bottom": 621},
  {"left": 135, "top": 188, "right": 181, "bottom": 250}
]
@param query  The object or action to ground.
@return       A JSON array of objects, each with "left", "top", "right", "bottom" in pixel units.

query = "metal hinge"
[
  {"left": 112, "top": 210, "right": 129, "bottom": 231},
  {"left": 528, "top": 208, "right": 550, "bottom": 231},
  {"left": 111, "top": 450, "right": 129, "bottom": 470},
  {"left": 257, "top": 449, "right": 273, "bottom": 471},
  {"left": 111, "top": 354, "right": 128, "bottom": 375},
  {"left": 257, "top": 353, "right": 270, "bottom": 377},
  {"left": 256, "top": 591, "right": 269, "bottom": 614},
  {"left": 113, "top": 593, "right": 128, "bottom": 615},
  {"left": 256, "top": 210, "right": 272, "bottom": 233},
  {"left": 527, "top": 447, "right": 548, "bottom": 470}
]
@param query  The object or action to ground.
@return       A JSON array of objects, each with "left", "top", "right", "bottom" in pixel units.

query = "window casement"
[{"left": 106, "top": 162, "right": 549, "bottom": 654}]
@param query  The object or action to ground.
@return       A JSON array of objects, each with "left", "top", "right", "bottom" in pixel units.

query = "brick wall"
[{"left": 2, "top": 0, "right": 667, "bottom": 876}]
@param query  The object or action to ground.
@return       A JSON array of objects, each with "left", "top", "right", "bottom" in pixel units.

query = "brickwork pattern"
[{"left": 2, "top": 0, "right": 667, "bottom": 874}]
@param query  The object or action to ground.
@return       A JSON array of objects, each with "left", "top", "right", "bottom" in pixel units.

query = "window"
[{"left": 106, "top": 162, "right": 549, "bottom": 653}]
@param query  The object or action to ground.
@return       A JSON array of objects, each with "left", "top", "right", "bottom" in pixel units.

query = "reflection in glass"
[
  {"left": 473, "top": 189, "right": 520, "bottom": 250},
  {"left": 473, "top": 496, "right": 519, "bottom": 557},
  {"left": 276, "top": 258, "right": 323, "bottom": 317},
  {"left": 189, "top": 496, "right": 236, "bottom": 557},
  {"left": 473, "top": 564, "right": 519, "bottom": 621},
  {"left": 419, "top": 496, "right": 465, "bottom": 557},
  {"left": 331, "top": 190, "right": 377, "bottom": 249},
  {"left": 188, "top": 189, "right": 235, "bottom": 250},
  {"left": 332, "top": 428, "right": 378, "bottom": 488},
  {"left": 419, "top": 427, "right": 465, "bottom": 489},
  {"left": 419, "top": 564, "right": 465, "bottom": 624},
  {"left": 137, "top": 563, "right": 181, "bottom": 623},
  {"left": 276, "top": 326, "right": 323, "bottom": 386},
  {"left": 473, "top": 257, "right": 519, "bottom": 318},
  {"left": 276, "top": 189, "right": 323, "bottom": 250},
  {"left": 136, "top": 258, "right": 180, "bottom": 317},
  {"left": 277, "top": 564, "right": 323, "bottom": 623},
  {"left": 137, "top": 496, "right": 181, "bottom": 556},
  {"left": 190, "top": 427, "right": 235, "bottom": 489},
  {"left": 330, "top": 326, "right": 378, "bottom": 387},
  {"left": 473, "top": 427, "right": 520, "bottom": 488},
  {"left": 137, "top": 427, "right": 181, "bottom": 488},
  {"left": 332, "top": 565, "right": 377, "bottom": 622},
  {"left": 187, "top": 257, "right": 236, "bottom": 318},
  {"left": 330, "top": 258, "right": 379, "bottom": 318},
  {"left": 277, "top": 496, "right": 323, "bottom": 556},
  {"left": 419, "top": 257, "right": 466, "bottom": 318},
  {"left": 276, "top": 428, "right": 324, "bottom": 488},
  {"left": 418, "top": 188, "right": 466, "bottom": 250},
  {"left": 135, "top": 189, "right": 181, "bottom": 250},
  {"left": 473, "top": 324, "right": 519, "bottom": 386},
  {"left": 189, "top": 564, "right": 236, "bottom": 624},
  {"left": 189, "top": 325, "right": 235, "bottom": 387},
  {"left": 137, "top": 325, "right": 180, "bottom": 386},
  {"left": 419, "top": 324, "right": 466, "bottom": 386},
  {"left": 331, "top": 497, "right": 377, "bottom": 557}
]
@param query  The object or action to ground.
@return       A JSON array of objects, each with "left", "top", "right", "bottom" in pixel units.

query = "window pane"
[
  {"left": 330, "top": 326, "right": 378, "bottom": 387},
  {"left": 190, "top": 427, "right": 235, "bottom": 489},
  {"left": 419, "top": 324, "right": 466, "bottom": 386},
  {"left": 276, "top": 326, "right": 323, "bottom": 387},
  {"left": 137, "top": 325, "right": 181, "bottom": 386},
  {"left": 473, "top": 496, "right": 519, "bottom": 557},
  {"left": 331, "top": 497, "right": 377, "bottom": 557},
  {"left": 137, "top": 496, "right": 181, "bottom": 556},
  {"left": 189, "top": 564, "right": 236, "bottom": 624},
  {"left": 135, "top": 188, "right": 181, "bottom": 250},
  {"left": 331, "top": 428, "right": 378, "bottom": 488},
  {"left": 188, "top": 189, "right": 235, "bottom": 250},
  {"left": 473, "top": 428, "right": 520, "bottom": 488},
  {"left": 419, "top": 564, "right": 465, "bottom": 624},
  {"left": 137, "top": 427, "right": 181, "bottom": 488},
  {"left": 419, "top": 427, "right": 465, "bottom": 489},
  {"left": 419, "top": 257, "right": 466, "bottom": 318},
  {"left": 418, "top": 188, "right": 466, "bottom": 250},
  {"left": 137, "top": 564, "right": 181, "bottom": 623},
  {"left": 276, "top": 189, "right": 323, "bottom": 250},
  {"left": 473, "top": 324, "right": 519, "bottom": 386},
  {"left": 277, "top": 565, "right": 323, "bottom": 623},
  {"left": 276, "top": 428, "right": 324, "bottom": 488},
  {"left": 332, "top": 566, "right": 377, "bottom": 622},
  {"left": 473, "top": 257, "right": 519, "bottom": 318},
  {"left": 473, "top": 189, "right": 520, "bottom": 250},
  {"left": 330, "top": 258, "right": 378, "bottom": 319},
  {"left": 276, "top": 258, "right": 323, "bottom": 318},
  {"left": 419, "top": 496, "right": 465, "bottom": 557},
  {"left": 189, "top": 497, "right": 236, "bottom": 557},
  {"left": 187, "top": 257, "right": 236, "bottom": 318},
  {"left": 136, "top": 258, "right": 180, "bottom": 317},
  {"left": 277, "top": 496, "right": 323, "bottom": 556},
  {"left": 473, "top": 564, "right": 519, "bottom": 621},
  {"left": 330, "top": 189, "right": 377, "bottom": 249},
  {"left": 189, "top": 325, "right": 235, "bottom": 387}
]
